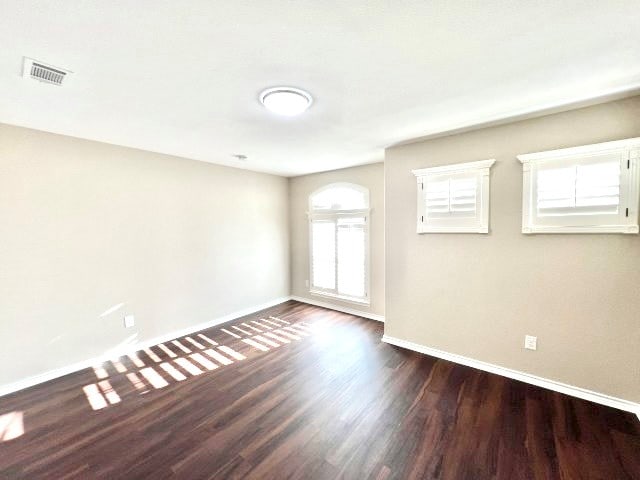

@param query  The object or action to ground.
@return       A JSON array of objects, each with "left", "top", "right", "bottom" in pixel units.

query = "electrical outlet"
[
  {"left": 524, "top": 335, "right": 537, "bottom": 351},
  {"left": 124, "top": 315, "right": 135, "bottom": 328},
  {"left": 305, "top": 279, "right": 309, "bottom": 287}
]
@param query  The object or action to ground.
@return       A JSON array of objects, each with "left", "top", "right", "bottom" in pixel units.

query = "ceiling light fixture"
[{"left": 259, "top": 87, "right": 313, "bottom": 117}]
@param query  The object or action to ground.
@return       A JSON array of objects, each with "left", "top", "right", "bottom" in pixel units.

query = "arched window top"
[{"left": 309, "top": 183, "right": 369, "bottom": 211}]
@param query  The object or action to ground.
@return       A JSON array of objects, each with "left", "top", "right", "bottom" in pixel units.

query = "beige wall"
[
  {"left": 0, "top": 123, "right": 289, "bottom": 387},
  {"left": 385, "top": 96, "right": 640, "bottom": 403},
  {"left": 289, "top": 163, "right": 385, "bottom": 318}
]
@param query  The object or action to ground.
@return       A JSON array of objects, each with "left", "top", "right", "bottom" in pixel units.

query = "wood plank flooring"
[{"left": 0, "top": 301, "right": 638, "bottom": 479}]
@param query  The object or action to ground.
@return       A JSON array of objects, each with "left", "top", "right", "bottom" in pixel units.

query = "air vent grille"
[
  {"left": 23, "top": 57, "right": 71, "bottom": 86},
  {"left": 31, "top": 63, "right": 66, "bottom": 85}
]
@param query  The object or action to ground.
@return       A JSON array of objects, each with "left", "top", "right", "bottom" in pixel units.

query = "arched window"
[
  {"left": 309, "top": 183, "right": 369, "bottom": 211},
  {"left": 308, "top": 183, "right": 370, "bottom": 303}
]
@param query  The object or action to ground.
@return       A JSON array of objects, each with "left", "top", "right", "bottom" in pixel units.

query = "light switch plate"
[
  {"left": 124, "top": 315, "right": 135, "bottom": 328},
  {"left": 524, "top": 335, "right": 537, "bottom": 350}
]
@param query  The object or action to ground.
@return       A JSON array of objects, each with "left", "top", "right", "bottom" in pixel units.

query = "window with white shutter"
[
  {"left": 308, "top": 184, "right": 369, "bottom": 304},
  {"left": 311, "top": 220, "right": 336, "bottom": 290},
  {"left": 518, "top": 138, "right": 640, "bottom": 234},
  {"left": 412, "top": 159, "right": 495, "bottom": 233}
]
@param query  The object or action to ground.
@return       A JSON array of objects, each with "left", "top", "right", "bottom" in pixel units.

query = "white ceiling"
[{"left": 1, "top": 1, "right": 639, "bottom": 176}]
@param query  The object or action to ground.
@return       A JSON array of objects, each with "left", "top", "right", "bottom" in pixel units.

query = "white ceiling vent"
[{"left": 23, "top": 57, "right": 71, "bottom": 86}]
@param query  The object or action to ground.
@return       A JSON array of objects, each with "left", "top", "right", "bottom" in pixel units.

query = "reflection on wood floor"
[
  {"left": 0, "top": 300, "right": 638, "bottom": 479},
  {"left": 81, "top": 315, "right": 304, "bottom": 411}
]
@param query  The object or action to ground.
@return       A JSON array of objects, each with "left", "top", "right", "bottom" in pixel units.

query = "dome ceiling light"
[{"left": 259, "top": 87, "right": 313, "bottom": 117}]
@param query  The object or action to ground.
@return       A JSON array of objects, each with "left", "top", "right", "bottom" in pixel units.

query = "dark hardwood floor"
[{"left": 0, "top": 300, "right": 638, "bottom": 479}]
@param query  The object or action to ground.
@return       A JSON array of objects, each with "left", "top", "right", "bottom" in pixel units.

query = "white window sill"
[
  {"left": 418, "top": 226, "right": 489, "bottom": 234},
  {"left": 309, "top": 290, "right": 370, "bottom": 306},
  {"left": 523, "top": 224, "right": 639, "bottom": 234}
]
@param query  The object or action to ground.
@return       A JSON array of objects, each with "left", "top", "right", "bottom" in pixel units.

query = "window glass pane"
[
  {"left": 311, "top": 221, "right": 335, "bottom": 289},
  {"left": 311, "top": 187, "right": 366, "bottom": 210},
  {"left": 336, "top": 217, "right": 365, "bottom": 298}
]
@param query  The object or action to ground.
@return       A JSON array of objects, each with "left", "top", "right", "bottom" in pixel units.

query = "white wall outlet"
[
  {"left": 524, "top": 335, "right": 537, "bottom": 350},
  {"left": 305, "top": 279, "right": 309, "bottom": 287},
  {"left": 124, "top": 314, "right": 135, "bottom": 328}
]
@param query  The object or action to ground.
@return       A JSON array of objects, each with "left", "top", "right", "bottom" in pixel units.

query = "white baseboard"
[
  {"left": 290, "top": 295, "right": 384, "bottom": 322},
  {"left": 382, "top": 335, "right": 640, "bottom": 418},
  {"left": 0, "top": 296, "right": 292, "bottom": 398}
]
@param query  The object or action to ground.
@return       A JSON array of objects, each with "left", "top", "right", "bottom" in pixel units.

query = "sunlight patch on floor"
[
  {"left": 242, "top": 338, "right": 270, "bottom": 351},
  {"left": 197, "top": 333, "right": 218, "bottom": 345},
  {"left": 190, "top": 353, "right": 218, "bottom": 371},
  {"left": 0, "top": 411, "right": 24, "bottom": 442},
  {"left": 83, "top": 384, "right": 108, "bottom": 410},
  {"left": 160, "top": 362, "right": 187, "bottom": 382},
  {"left": 80, "top": 315, "right": 313, "bottom": 411},
  {"left": 140, "top": 367, "right": 169, "bottom": 389},
  {"left": 264, "top": 331, "right": 290, "bottom": 344},
  {"left": 175, "top": 358, "right": 203, "bottom": 376},
  {"left": 185, "top": 337, "right": 205, "bottom": 350},
  {"left": 127, "top": 372, "right": 149, "bottom": 393}
]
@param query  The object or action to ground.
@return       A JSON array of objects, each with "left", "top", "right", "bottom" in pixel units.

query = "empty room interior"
[{"left": 1, "top": 2, "right": 640, "bottom": 479}]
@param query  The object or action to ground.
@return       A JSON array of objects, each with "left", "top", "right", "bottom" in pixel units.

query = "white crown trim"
[
  {"left": 517, "top": 137, "right": 640, "bottom": 164},
  {"left": 412, "top": 158, "right": 496, "bottom": 177}
]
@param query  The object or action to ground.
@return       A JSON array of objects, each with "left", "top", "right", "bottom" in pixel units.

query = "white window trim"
[
  {"left": 308, "top": 183, "right": 371, "bottom": 305},
  {"left": 517, "top": 137, "right": 640, "bottom": 234},
  {"left": 412, "top": 159, "right": 496, "bottom": 234}
]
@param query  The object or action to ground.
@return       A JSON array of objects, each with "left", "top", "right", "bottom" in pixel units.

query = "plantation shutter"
[
  {"left": 518, "top": 138, "right": 639, "bottom": 233},
  {"left": 425, "top": 174, "right": 478, "bottom": 219},
  {"left": 336, "top": 217, "right": 366, "bottom": 298},
  {"left": 311, "top": 220, "right": 335, "bottom": 290},
  {"left": 449, "top": 177, "right": 477, "bottom": 215},
  {"left": 413, "top": 159, "right": 495, "bottom": 234},
  {"left": 536, "top": 157, "right": 621, "bottom": 217},
  {"left": 308, "top": 183, "right": 370, "bottom": 302},
  {"left": 420, "top": 172, "right": 481, "bottom": 232}
]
